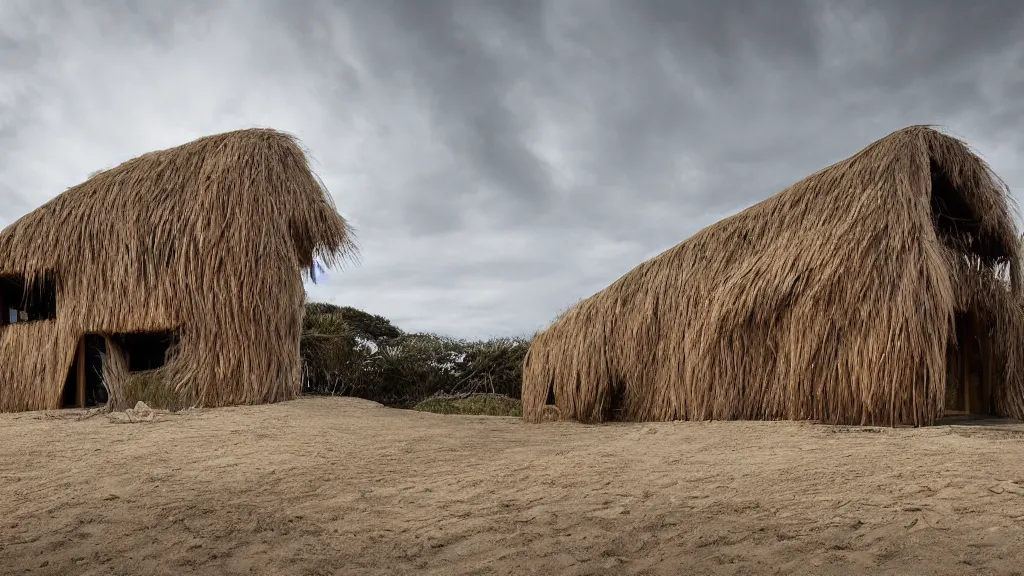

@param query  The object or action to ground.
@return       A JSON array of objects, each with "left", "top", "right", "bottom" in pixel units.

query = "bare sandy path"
[{"left": 2, "top": 397, "right": 1024, "bottom": 576}]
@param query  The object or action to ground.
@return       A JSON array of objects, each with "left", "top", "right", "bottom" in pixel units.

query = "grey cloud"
[
  {"left": 2, "top": 0, "right": 1024, "bottom": 338},
  {"left": 637, "top": 0, "right": 823, "bottom": 69},
  {"left": 356, "top": 0, "right": 557, "bottom": 228}
]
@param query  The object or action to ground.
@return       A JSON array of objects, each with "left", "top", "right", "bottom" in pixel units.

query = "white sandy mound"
[{"left": 107, "top": 401, "right": 156, "bottom": 424}]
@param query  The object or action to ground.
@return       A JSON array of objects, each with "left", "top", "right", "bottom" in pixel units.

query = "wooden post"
[
  {"left": 978, "top": 334, "right": 987, "bottom": 414},
  {"left": 960, "top": 358, "right": 969, "bottom": 413},
  {"left": 959, "top": 322, "right": 970, "bottom": 413},
  {"left": 75, "top": 338, "right": 86, "bottom": 409}
]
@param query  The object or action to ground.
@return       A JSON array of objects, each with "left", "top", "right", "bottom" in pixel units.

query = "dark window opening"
[
  {"left": 61, "top": 335, "right": 108, "bottom": 408},
  {"left": 930, "top": 160, "right": 1003, "bottom": 261},
  {"left": 546, "top": 383, "right": 556, "bottom": 405},
  {"left": 113, "top": 331, "right": 176, "bottom": 372},
  {"left": 0, "top": 274, "right": 57, "bottom": 325}
]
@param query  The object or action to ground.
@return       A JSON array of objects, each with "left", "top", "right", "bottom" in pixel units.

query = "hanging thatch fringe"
[
  {"left": 522, "top": 125, "right": 1024, "bottom": 427},
  {"left": 0, "top": 128, "right": 355, "bottom": 412}
]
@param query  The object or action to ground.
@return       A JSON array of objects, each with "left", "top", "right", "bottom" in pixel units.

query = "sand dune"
[{"left": 2, "top": 397, "right": 1024, "bottom": 575}]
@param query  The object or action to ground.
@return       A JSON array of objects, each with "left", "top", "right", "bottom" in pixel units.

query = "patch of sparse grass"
[
  {"left": 412, "top": 394, "right": 522, "bottom": 417},
  {"left": 118, "top": 370, "right": 185, "bottom": 411}
]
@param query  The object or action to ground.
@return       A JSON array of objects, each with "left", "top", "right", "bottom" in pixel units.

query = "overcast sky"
[{"left": 2, "top": 1, "right": 1023, "bottom": 339}]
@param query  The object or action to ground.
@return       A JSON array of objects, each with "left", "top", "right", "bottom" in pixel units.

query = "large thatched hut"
[
  {"left": 0, "top": 129, "right": 354, "bottom": 412},
  {"left": 523, "top": 126, "right": 1024, "bottom": 427}
]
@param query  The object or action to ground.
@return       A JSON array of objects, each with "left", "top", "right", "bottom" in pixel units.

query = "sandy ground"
[{"left": 2, "top": 398, "right": 1024, "bottom": 576}]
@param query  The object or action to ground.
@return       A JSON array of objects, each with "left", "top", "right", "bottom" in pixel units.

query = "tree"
[{"left": 305, "top": 302, "right": 402, "bottom": 341}]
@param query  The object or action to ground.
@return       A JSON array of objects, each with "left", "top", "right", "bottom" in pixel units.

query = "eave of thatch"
[{"left": 522, "top": 125, "right": 1023, "bottom": 427}]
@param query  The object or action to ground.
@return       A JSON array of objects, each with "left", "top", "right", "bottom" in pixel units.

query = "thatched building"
[
  {"left": 0, "top": 129, "right": 353, "bottom": 412},
  {"left": 522, "top": 126, "right": 1024, "bottom": 426}
]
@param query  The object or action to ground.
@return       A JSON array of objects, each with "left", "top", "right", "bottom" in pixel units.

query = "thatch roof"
[
  {"left": 0, "top": 128, "right": 355, "bottom": 412},
  {"left": 522, "top": 125, "right": 1024, "bottom": 427}
]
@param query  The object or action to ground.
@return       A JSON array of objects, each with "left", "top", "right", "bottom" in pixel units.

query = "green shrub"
[
  {"left": 300, "top": 302, "right": 530, "bottom": 407},
  {"left": 300, "top": 307, "right": 361, "bottom": 396},
  {"left": 412, "top": 393, "right": 523, "bottom": 417}
]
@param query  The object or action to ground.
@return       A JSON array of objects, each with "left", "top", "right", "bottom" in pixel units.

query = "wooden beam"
[{"left": 75, "top": 337, "right": 86, "bottom": 409}]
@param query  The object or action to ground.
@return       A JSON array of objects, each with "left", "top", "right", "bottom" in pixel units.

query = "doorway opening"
[
  {"left": 943, "top": 312, "right": 994, "bottom": 417},
  {"left": 604, "top": 380, "right": 628, "bottom": 421},
  {"left": 61, "top": 335, "right": 108, "bottom": 408},
  {"left": 112, "top": 331, "right": 176, "bottom": 372}
]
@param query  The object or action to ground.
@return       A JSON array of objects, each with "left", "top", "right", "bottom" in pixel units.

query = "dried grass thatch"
[
  {"left": 522, "top": 126, "right": 1024, "bottom": 426},
  {"left": 0, "top": 128, "right": 354, "bottom": 412}
]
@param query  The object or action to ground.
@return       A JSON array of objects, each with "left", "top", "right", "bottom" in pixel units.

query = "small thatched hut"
[
  {"left": 0, "top": 128, "right": 354, "bottom": 412},
  {"left": 523, "top": 126, "right": 1024, "bottom": 427}
]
